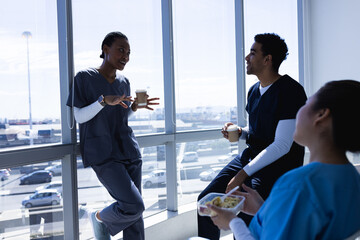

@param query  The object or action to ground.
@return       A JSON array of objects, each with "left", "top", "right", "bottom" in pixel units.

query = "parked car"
[
  {"left": 19, "top": 163, "right": 48, "bottom": 174},
  {"left": 218, "top": 152, "right": 238, "bottom": 163},
  {"left": 0, "top": 169, "right": 10, "bottom": 181},
  {"left": 45, "top": 163, "right": 62, "bottom": 175},
  {"left": 20, "top": 170, "right": 52, "bottom": 185},
  {"left": 142, "top": 161, "right": 159, "bottom": 172},
  {"left": 197, "top": 143, "right": 213, "bottom": 156},
  {"left": 142, "top": 170, "right": 166, "bottom": 188},
  {"left": 199, "top": 167, "right": 223, "bottom": 181},
  {"left": 181, "top": 152, "right": 199, "bottom": 162},
  {"left": 36, "top": 181, "right": 63, "bottom": 194},
  {"left": 22, "top": 189, "right": 61, "bottom": 208}
]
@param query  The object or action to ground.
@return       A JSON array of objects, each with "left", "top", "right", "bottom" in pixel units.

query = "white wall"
[{"left": 303, "top": 0, "right": 360, "bottom": 95}]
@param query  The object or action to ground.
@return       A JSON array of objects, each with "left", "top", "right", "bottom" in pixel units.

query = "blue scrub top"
[
  {"left": 250, "top": 162, "right": 360, "bottom": 240},
  {"left": 67, "top": 68, "right": 141, "bottom": 167}
]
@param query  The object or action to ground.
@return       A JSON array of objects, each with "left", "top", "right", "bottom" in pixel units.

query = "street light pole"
[{"left": 22, "top": 31, "right": 33, "bottom": 145}]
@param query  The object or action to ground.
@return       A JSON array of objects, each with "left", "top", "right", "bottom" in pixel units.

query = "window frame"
[{"left": 0, "top": 1, "right": 304, "bottom": 239}]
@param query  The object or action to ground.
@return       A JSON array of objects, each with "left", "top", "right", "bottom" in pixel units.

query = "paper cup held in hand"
[
  {"left": 135, "top": 89, "right": 147, "bottom": 106},
  {"left": 227, "top": 125, "right": 239, "bottom": 142}
]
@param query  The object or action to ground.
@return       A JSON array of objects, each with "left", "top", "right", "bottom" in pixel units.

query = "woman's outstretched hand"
[
  {"left": 104, "top": 94, "right": 133, "bottom": 108},
  {"left": 145, "top": 97, "right": 160, "bottom": 110},
  {"left": 132, "top": 95, "right": 160, "bottom": 111}
]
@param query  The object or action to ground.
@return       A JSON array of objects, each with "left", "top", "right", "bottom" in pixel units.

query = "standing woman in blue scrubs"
[{"left": 67, "top": 31, "right": 159, "bottom": 240}]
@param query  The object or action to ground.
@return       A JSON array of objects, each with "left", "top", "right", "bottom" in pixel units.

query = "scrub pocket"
[{"left": 84, "top": 135, "right": 112, "bottom": 165}]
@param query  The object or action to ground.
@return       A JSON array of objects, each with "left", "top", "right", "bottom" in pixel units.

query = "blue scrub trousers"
[{"left": 92, "top": 158, "right": 145, "bottom": 240}]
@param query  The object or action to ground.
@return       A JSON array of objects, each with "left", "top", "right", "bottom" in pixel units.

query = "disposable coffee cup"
[
  {"left": 135, "top": 89, "right": 147, "bottom": 106},
  {"left": 227, "top": 125, "right": 239, "bottom": 142}
]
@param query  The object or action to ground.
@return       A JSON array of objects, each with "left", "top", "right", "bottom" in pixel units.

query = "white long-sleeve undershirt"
[
  {"left": 242, "top": 119, "right": 295, "bottom": 176},
  {"left": 230, "top": 217, "right": 256, "bottom": 240},
  {"left": 73, "top": 100, "right": 134, "bottom": 124}
]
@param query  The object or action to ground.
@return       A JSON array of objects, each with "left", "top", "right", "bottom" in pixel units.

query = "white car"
[
  {"left": 142, "top": 161, "right": 159, "bottom": 172},
  {"left": 142, "top": 170, "right": 166, "bottom": 188},
  {"left": 36, "top": 181, "right": 63, "bottom": 194},
  {"left": 218, "top": 152, "right": 238, "bottom": 163},
  {"left": 181, "top": 152, "right": 199, "bottom": 162},
  {"left": 197, "top": 143, "right": 213, "bottom": 156},
  {"left": 45, "top": 163, "right": 62, "bottom": 175},
  {"left": 22, "top": 189, "right": 62, "bottom": 208},
  {"left": 0, "top": 169, "right": 10, "bottom": 181},
  {"left": 199, "top": 167, "right": 223, "bottom": 181}
]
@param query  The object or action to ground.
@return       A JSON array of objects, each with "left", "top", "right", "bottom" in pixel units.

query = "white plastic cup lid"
[
  {"left": 135, "top": 89, "right": 147, "bottom": 93},
  {"left": 227, "top": 125, "right": 238, "bottom": 131}
]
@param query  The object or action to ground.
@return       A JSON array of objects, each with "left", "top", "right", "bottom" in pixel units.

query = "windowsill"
[
  {"left": 144, "top": 202, "right": 197, "bottom": 228},
  {"left": 114, "top": 202, "right": 198, "bottom": 240}
]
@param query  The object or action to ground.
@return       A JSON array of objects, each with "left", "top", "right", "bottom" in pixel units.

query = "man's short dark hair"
[{"left": 254, "top": 33, "right": 288, "bottom": 72}]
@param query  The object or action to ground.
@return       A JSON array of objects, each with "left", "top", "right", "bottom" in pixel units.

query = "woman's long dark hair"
[{"left": 313, "top": 80, "right": 360, "bottom": 152}]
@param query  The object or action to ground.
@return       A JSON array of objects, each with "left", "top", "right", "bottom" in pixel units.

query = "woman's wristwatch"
[{"left": 98, "top": 95, "right": 107, "bottom": 106}]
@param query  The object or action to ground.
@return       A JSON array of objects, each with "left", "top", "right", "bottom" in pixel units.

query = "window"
[
  {"left": 173, "top": 0, "right": 237, "bottom": 131},
  {"left": 72, "top": 2, "right": 165, "bottom": 237},
  {"left": 244, "top": 0, "right": 299, "bottom": 92},
  {"left": 72, "top": 0, "right": 164, "bottom": 136},
  {"left": 0, "top": 1, "right": 312, "bottom": 239},
  {"left": 0, "top": 0, "right": 61, "bottom": 150},
  {"left": 176, "top": 139, "right": 235, "bottom": 207},
  {"left": 0, "top": 160, "right": 63, "bottom": 238}
]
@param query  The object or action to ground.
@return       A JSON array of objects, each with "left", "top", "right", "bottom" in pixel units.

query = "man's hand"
[
  {"left": 221, "top": 122, "right": 242, "bottom": 140},
  {"left": 209, "top": 204, "right": 237, "bottom": 230},
  {"left": 226, "top": 170, "right": 248, "bottom": 193}
]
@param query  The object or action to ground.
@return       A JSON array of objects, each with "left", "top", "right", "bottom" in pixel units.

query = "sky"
[{"left": 0, "top": 0, "right": 298, "bottom": 121}]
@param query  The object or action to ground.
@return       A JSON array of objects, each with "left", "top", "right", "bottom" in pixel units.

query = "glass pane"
[
  {"left": 177, "top": 139, "right": 237, "bottom": 207},
  {"left": 0, "top": 0, "right": 61, "bottom": 150},
  {"left": 0, "top": 161, "right": 63, "bottom": 239},
  {"left": 244, "top": 0, "right": 299, "bottom": 92},
  {"left": 72, "top": 0, "right": 164, "bottom": 135},
  {"left": 141, "top": 145, "right": 167, "bottom": 216},
  {"left": 173, "top": 0, "right": 237, "bottom": 131},
  {"left": 77, "top": 155, "right": 112, "bottom": 239},
  {"left": 72, "top": 1, "right": 164, "bottom": 237}
]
